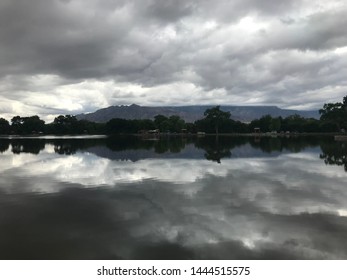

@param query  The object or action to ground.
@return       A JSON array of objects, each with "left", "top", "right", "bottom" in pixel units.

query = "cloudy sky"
[{"left": 1, "top": 0, "right": 347, "bottom": 121}]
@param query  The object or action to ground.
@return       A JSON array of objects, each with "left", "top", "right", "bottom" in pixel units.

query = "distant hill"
[{"left": 76, "top": 104, "right": 320, "bottom": 123}]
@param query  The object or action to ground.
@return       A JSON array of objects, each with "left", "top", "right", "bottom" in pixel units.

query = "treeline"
[
  {"left": 0, "top": 113, "right": 339, "bottom": 135},
  {"left": 2, "top": 136, "right": 346, "bottom": 170},
  {"left": 0, "top": 96, "right": 346, "bottom": 135},
  {"left": 0, "top": 115, "right": 105, "bottom": 135}
]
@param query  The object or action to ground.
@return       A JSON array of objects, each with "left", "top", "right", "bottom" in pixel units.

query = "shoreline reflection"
[{"left": 1, "top": 136, "right": 347, "bottom": 259}]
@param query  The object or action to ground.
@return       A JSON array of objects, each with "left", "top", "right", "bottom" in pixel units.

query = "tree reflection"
[
  {"left": 11, "top": 140, "right": 45, "bottom": 154},
  {"left": 0, "top": 136, "right": 340, "bottom": 166},
  {"left": 195, "top": 136, "right": 247, "bottom": 163},
  {"left": 54, "top": 143, "right": 76, "bottom": 155},
  {"left": 249, "top": 136, "right": 322, "bottom": 153},
  {"left": 204, "top": 148, "right": 231, "bottom": 164},
  {"left": 106, "top": 136, "right": 153, "bottom": 151},
  {"left": 105, "top": 136, "right": 190, "bottom": 154},
  {"left": 203, "top": 138, "right": 231, "bottom": 163},
  {"left": 52, "top": 139, "right": 107, "bottom": 155},
  {"left": 195, "top": 136, "right": 325, "bottom": 163},
  {"left": 320, "top": 141, "right": 347, "bottom": 171},
  {"left": 153, "top": 138, "right": 187, "bottom": 154},
  {"left": 0, "top": 140, "right": 10, "bottom": 153}
]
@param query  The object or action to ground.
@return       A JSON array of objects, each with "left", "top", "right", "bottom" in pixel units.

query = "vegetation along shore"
[{"left": 1, "top": 96, "right": 346, "bottom": 136}]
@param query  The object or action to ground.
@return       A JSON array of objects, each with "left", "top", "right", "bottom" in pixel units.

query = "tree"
[
  {"left": 154, "top": 115, "right": 170, "bottom": 132},
  {"left": 106, "top": 118, "right": 132, "bottom": 134},
  {"left": 11, "top": 116, "right": 24, "bottom": 134},
  {"left": 10, "top": 115, "right": 45, "bottom": 134},
  {"left": 250, "top": 115, "right": 272, "bottom": 132},
  {"left": 54, "top": 115, "right": 77, "bottom": 125},
  {"left": 168, "top": 115, "right": 185, "bottom": 133},
  {"left": 282, "top": 114, "right": 305, "bottom": 132},
  {"left": 319, "top": 96, "right": 347, "bottom": 131},
  {"left": 203, "top": 106, "right": 231, "bottom": 134},
  {"left": 0, "top": 118, "right": 10, "bottom": 135},
  {"left": 269, "top": 117, "right": 281, "bottom": 132},
  {"left": 22, "top": 116, "right": 45, "bottom": 134},
  {"left": 53, "top": 115, "right": 78, "bottom": 134},
  {"left": 153, "top": 115, "right": 186, "bottom": 133}
]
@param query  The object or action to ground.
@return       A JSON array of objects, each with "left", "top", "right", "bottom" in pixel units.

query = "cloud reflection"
[{"left": 1, "top": 138, "right": 347, "bottom": 259}]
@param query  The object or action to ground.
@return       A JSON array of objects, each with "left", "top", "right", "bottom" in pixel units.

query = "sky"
[{"left": 1, "top": 0, "right": 347, "bottom": 122}]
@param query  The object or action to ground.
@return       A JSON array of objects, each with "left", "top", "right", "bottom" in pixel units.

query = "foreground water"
[{"left": 0, "top": 135, "right": 347, "bottom": 259}]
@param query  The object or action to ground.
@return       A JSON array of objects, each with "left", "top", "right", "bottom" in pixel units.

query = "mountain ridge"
[{"left": 76, "top": 104, "right": 320, "bottom": 123}]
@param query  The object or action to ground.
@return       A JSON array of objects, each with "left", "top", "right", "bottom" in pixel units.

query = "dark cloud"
[
  {"left": 0, "top": 0, "right": 128, "bottom": 79},
  {"left": 139, "top": 0, "right": 195, "bottom": 23},
  {"left": 0, "top": 0, "right": 347, "bottom": 118}
]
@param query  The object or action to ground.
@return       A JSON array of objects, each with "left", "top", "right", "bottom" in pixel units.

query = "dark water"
[{"left": 0, "top": 135, "right": 347, "bottom": 259}]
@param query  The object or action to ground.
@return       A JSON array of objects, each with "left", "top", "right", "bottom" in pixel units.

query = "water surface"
[{"left": 0, "top": 135, "right": 347, "bottom": 259}]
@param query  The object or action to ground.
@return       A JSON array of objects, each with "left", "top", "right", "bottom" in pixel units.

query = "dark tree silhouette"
[
  {"left": 203, "top": 106, "right": 231, "bottom": 134},
  {"left": 319, "top": 95, "right": 347, "bottom": 131},
  {"left": 0, "top": 118, "right": 10, "bottom": 134}
]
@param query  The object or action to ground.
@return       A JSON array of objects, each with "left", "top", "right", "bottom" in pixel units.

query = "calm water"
[{"left": 0, "top": 135, "right": 347, "bottom": 259}]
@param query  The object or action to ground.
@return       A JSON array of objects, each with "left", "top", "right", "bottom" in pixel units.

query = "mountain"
[{"left": 76, "top": 104, "right": 320, "bottom": 123}]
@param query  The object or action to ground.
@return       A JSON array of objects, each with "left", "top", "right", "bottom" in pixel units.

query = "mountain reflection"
[
  {"left": 87, "top": 136, "right": 334, "bottom": 169},
  {"left": 0, "top": 135, "right": 326, "bottom": 154},
  {"left": 1, "top": 136, "right": 347, "bottom": 259},
  {"left": 0, "top": 135, "right": 339, "bottom": 167}
]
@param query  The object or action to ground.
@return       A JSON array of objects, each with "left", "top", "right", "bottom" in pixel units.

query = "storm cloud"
[{"left": 0, "top": 0, "right": 347, "bottom": 121}]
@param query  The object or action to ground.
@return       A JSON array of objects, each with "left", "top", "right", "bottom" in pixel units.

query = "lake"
[{"left": 0, "top": 135, "right": 347, "bottom": 259}]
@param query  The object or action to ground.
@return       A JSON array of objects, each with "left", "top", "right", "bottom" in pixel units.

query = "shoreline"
[{"left": 0, "top": 132, "right": 345, "bottom": 139}]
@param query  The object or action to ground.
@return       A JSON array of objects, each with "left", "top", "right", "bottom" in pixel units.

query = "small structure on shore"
[
  {"left": 138, "top": 129, "right": 159, "bottom": 135},
  {"left": 335, "top": 135, "right": 347, "bottom": 141},
  {"left": 254, "top": 127, "right": 261, "bottom": 133}
]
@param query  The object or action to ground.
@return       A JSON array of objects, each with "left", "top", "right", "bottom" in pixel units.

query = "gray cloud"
[{"left": 0, "top": 0, "right": 347, "bottom": 119}]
